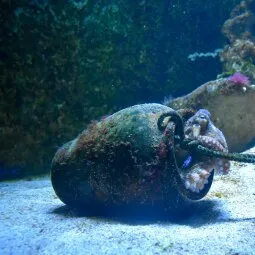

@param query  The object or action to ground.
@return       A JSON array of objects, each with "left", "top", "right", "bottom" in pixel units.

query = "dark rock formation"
[
  {"left": 167, "top": 79, "right": 255, "bottom": 152},
  {"left": 221, "top": 0, "right": 255, "bottom": 81}
]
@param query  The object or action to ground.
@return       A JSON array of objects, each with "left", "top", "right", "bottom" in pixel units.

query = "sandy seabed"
[{"left": 0, "top": 147, "right": 255, "bottom": 255}]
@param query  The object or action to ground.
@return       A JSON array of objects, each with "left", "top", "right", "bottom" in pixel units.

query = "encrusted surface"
[{"left": 221, "top": 0, "right": 255, "bottom": 81}]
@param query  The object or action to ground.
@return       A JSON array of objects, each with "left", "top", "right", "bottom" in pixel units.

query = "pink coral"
[{"left": 228, "top": 72, "right": 250, "bottom": 85}]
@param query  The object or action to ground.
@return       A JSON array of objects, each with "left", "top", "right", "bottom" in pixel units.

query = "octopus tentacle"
[
  {"left": 194, "top": 135, "right": 230, "bottom": 175},
  {"left": 157, "top": 111, "right": 184, "bottom": 141},
  {"left": 158, "top": 111, "right": 214, "bottom": 199},
  {"left": 171, "top": 144, "right": 215, "bottom": 199},
  {"left": 158, "top": 108, "right": 255, "bottom": 199}
]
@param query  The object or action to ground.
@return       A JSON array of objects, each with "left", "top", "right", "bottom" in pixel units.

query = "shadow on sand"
[{"left": 50, "top": 199, "right": 255, "bottom": 227}]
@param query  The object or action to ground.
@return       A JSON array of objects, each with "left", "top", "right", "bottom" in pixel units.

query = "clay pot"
[{"left": 51, "top": 104, "right": 214, "bottom": 213}]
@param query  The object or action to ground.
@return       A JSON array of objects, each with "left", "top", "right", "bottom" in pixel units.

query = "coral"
[
  {"left": 228, "top": 72, "right": 251, "bottom": 85},
  {"left": 188, "top": 49, "right": 223, "bottom": 62},
  {"left": 220, "top": 0, "right": 255, "bottom": 82}
]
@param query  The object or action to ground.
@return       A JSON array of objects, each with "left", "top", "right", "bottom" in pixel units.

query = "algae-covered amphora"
[{"left": 51, "top": 104, "right": 225, "bottom": 212}]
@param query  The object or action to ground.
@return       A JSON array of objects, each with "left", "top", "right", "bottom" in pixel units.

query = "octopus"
[
  {"left": 179, "top": 109, "right": 230, "bottom": 193},
  {"left": 167, "top": 78, "right": 255, "bottom": 152}
]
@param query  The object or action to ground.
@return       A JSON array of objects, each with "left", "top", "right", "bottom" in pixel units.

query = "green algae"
[{"left": 0, "top": 0, "right": 239, "bottom": 177}]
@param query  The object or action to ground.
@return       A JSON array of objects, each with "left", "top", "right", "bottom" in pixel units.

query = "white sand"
[{"left": 0, "top": 147, "right": 255, "bottom": 255}]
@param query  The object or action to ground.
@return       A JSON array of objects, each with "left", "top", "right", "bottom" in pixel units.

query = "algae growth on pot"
[{"left": 52, "top": 103, "right": 254, "bottom": 213}]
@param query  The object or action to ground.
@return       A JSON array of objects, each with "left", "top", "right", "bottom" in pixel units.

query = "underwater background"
[
  {"left": 1, "top": 2, "right": 255, "bottom": 254},
  {"left": 0, "top": 0, "right": 251, "bottom": 180}
]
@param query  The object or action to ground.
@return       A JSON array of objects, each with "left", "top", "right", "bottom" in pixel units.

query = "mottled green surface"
[{"left": 51, "top": 104, "right": 186, "bottom": 210}]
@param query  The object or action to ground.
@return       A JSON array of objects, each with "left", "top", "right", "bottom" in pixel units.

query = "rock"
[
  {"left": 220, "top": 0, "right": 255, "bottom": 81},
  {"left": 167, "top": 79, "right": 255, "bottom": 152}
]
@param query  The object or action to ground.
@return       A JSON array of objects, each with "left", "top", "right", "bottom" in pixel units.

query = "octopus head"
[{"left": 175, "top": 109, "right": 230, "bottom": 199}]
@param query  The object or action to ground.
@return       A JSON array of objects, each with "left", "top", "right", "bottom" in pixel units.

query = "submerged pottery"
[{"left": 51, "top": 104, "right": 228, "bottom": 213}]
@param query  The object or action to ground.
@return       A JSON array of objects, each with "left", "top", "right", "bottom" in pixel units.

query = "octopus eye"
[
  {"left": 197, "top": 116, "right": 208, "bottom": 133},
  {"left": 199, "top": 115, "right": 207, "bottom": 119}
]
